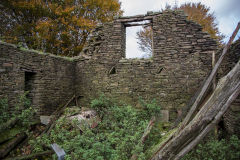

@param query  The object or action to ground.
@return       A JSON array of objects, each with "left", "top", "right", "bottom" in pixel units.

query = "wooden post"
[
  {"left": 151, "top": 26, "right": 154, "bottom": 56},
  {"left": 151, "top": 58, "right": 240, "bottom": 160},
  {"left": 180, "top": 22, "right": 240, "bottom": 130},
  {"left": 212, "top": 51, "right": 218, "bottom": 136},
  {"left": 75, "top": 96, "right": 79, "bottom": 107},
  {"left": 150, "top": 22, "right": 240, "bottom": 160},
  {"left": 212, "top": 51, "right": 216, "bottom": 90}
]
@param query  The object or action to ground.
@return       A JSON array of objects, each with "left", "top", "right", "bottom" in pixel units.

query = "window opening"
[{"left": 125, "top": 20, "right": 153, "bottom": 59}]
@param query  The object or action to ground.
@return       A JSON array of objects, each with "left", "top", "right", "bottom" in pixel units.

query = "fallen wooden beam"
[
  {"left": 0, "top": 117, "right": 18, "bottom": 132},
  {"left": 0, "top": 133, "right": 27, "bottom": 159},
  {"left": 40, "top": 95, "right": 76, "bottom": 136},
  {"left": 180, "top": 22, "right": 240, "bottom": 130},
  {"left": 151, "top": 56, "right": 240, "bottom": 160},
  {"left": 174, "top": 87, "right": 240, "bottom": 160},
  {"left": 4, "top": 150, "right": 54, "bottom": 160},
  {"left": 131, "top": 116, "right": 156, "bottom": 160},
  {"left": 151, "top": 22, "right": 240, "bottom": 159},
  {"left": 141, "top": 116, "right": 156, "bottom": 144}
]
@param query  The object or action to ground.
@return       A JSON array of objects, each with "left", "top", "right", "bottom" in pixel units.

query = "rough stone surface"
[
  {"left": 75, "top": 10, "right": 217, "bottom": 120},
  {"left": 0, "top": 42, "right": 76, "bottom": 115},
  {"left": 160, "top": 110, "right": 169, "bottom": 122},
  {"left": 221, "top": 39, "right": 240, "bottom": 137},
  {"left": 40, "top": 116, "right": 52, "bottom": 125},
  {"left": 1, "top": 10, "right": 230, "bottom": 121}
]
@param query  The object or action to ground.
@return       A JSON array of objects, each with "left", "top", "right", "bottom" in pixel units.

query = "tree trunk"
[{"left": 151, "top": 59, "right": 240, "bottom": 160}]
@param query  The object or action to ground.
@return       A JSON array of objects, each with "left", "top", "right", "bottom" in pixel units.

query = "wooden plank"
[
  {"left": 4, "top": 150, "right": 54, "bottom": 160},
  {"left": 174, "top": 87, "right": 240, "bottom": 160},
  {"left": 212, "top": 51, "right": 216, "bottom": 90},
  {"left": 124, "top": 23, "right": 152, "bottom": 27},
  {"left": 151, "top": 56, "right": 240, "bottom": 160},
  {"left": 0, "top": 133, "right": 26, "bottom": 158},
  {"left": 131, "top": 116, "right": 156, "bottom": 160},
  {"left": 39, "top": 95, "right": 75, "bottom": 137},
  {"left": 141, "top": 116, "right": 156, "bottom": 144},
  {"left": 117, "top": 16, "right": 153, "bottom": 23},
  {"left": 180, "top": 22, "right": 240, "bottom": 129},
  {"left": 0, "top": 117, "right": 18, "bottom": 132}
]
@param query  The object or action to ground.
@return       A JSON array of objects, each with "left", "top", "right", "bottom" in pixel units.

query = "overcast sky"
[{"left": 119, "top": 0, "right": 240, "bottom": 58}]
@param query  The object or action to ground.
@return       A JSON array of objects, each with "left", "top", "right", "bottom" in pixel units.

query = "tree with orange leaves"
[
  {"left": 177, "top": 2, "right": 224, "bottom": 43},
  {"left": 0, "top": 0, "right": 122, "bottom": 56}
]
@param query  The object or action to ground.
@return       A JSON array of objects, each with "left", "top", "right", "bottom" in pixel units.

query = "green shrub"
[
  {"left": 182, "top": 135, "right": 240, "bottom": 160},
  {"left": 90, "top": 94, "right": 113, "bottom": 118},
  {"left": 30, "top": 96, "right": 163, "bottom": 160},
  {"left": 138, "top": 97, "right": 162, "bottom": 119},
  {"left": 0, "top": 98, "right": 10, "bottom": 124},
  {"left": 0, "top": 93, "right": 36, "bottom": 128}
]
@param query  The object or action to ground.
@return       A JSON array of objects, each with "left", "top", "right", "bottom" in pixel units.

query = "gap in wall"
[
  {"left": 125, "top": 20, "right": 153, "bottom": 59},
  {"left": 24, "top": 71, "right": 36, "bottom": 103}
]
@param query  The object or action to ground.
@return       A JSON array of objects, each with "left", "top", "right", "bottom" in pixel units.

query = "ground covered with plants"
[
  {"left": 183, "top": 135, "right": 240, "bottom": 160},
  {"left": 30, "top": 96, "right": 165, "bottom": 160},
  {"left": 0, "top": 93, "right": 38, "bottom": 158},
  {"left": 1, "top": 95, "right": 240, "bottom": 160}
]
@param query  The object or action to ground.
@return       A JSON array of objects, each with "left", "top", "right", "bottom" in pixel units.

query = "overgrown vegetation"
[
  {"left": 0, "top": 93, "right": 36, "bottom": 130},
  {"left": 182, "top": 135, "right": 240, "bottom": 160},
  {"left": 2, "top": 94, "right": 239, "bottom": 159},
  {"left": 0, "top": 0, "right": 122, "bottom": 56},
  {"left": 29, "top": 96, "right": 166, "bottom": 160}
]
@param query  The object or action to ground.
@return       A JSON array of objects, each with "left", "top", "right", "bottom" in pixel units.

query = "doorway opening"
[{"left": 24, "top": 71, "right": 36, "bottom": 103}]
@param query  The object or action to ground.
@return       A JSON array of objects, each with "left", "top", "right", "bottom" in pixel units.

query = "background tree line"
[
  {"left": 0, "top": 0, "right": 122, "bottom": 56},
  {"left": 0, "top": 1, "right": 224, "bottom": 57}
]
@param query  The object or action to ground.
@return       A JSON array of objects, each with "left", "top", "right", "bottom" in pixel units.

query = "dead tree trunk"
[{"left": 151, "top": 59, "right": 240, "bottom": 160}]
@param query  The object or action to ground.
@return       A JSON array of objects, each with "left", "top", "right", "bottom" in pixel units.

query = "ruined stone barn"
[{"left": 0, "top": 10, "right": 239, "bottom": 126}]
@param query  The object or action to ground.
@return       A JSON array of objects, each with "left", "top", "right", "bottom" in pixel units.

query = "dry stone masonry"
[
  {"left": 2, "top": 10, "right": 238, "bottom": 123},
  {"left": 76, "top": 10, "right": 217, "bottom": 120},
  {"left": 221, "top": 39, "right": 240, "bottom": 136},
  {"left": 0, "top": 43, "right": 76, "bottom": 115}
]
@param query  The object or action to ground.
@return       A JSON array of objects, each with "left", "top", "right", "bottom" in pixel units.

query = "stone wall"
[
  {"left": 0, "top": 42, "right": 76, "bottom": 115},
  {"left": 75, "top": 10, "right": 217, "bottom": 120},
  {"left": 221, "top": 39, "right": 240, "bottom": 137},
  {"left": 1, "top": 10, "right": 222, "bottom": 121}
]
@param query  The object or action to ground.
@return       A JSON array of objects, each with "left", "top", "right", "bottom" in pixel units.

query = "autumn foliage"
[
  {"left": 178, "top": 2, "right": 224, "bottom": 44},
  {"left": 0, "top": 0, "right": 122, "bottom": 56}
]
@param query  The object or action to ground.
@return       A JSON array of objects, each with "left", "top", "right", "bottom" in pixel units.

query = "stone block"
[
  {"left": 3, "top": 63, "right": 13, "bottom": 67},
  {"left": 51, "top": 143, "right": 66, "bottom": 160},
  {"left": 0, "top": 69, "right": 6, "bottom": 72},
  {"left": 230, "top": 104, "right": 240, "bottom": 112},
  {"left": 40, "top": 116, "right": 52, "bottom": 125},
  {"left": 160, "top": 110, "right": 169, "bottom": 122}
]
